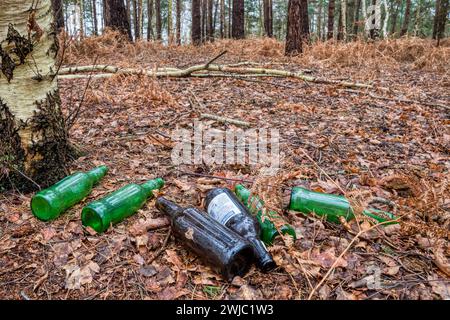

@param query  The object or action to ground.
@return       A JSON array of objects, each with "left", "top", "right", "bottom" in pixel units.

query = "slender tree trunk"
[
  {"left": 79, "top": 0, "right": 85, "bottom": 37},
  {"left": 300, "top": 0, "right": 309, "bottom": 42},
  {"left": 327, "top": 0, "right": 335, "bottom": 39},
  {"left": 413, "top": 0, "right": 421, "bottom": 37},
  {"left": 346, "top": 0, "right": 354, "bottom": 39},
  {"left": 232, "top": 0, "right": 244, "bottom": 38},
  {"left": 202, "top": 0, "right": 207, "bottom": 41},
  {"left": 147, "top": 0, "right": 153, "bottom": 40},
  {"left": 340, "top": 0, "right": 347, "bottom": 41},
  {"left": 208, "top": 0, "right": 214, "bottom": 40},
  {"left": 133, "top": 0, "right": 141, "bottom": 39},
  {"left": 400, "top": 0, "right": 411, "bottom": 36},
  {"left": 337, "top": 2, "right": 343, "bottom": 40},
  {"left": 317, "top": 0, "right": 323, "bottom": 40},
  {"left": 285, "top": 0, "right": 302, "bottom": 55},
  {"left": 192, "top": 0, "right": 202, "bottom": 45},
  {"left": 433, "top": 0, "right": 441, "bottom": 39},
  {"left": 0, "top": 0, "right": 72, "bottom": 191},
  {"left": 220, "top": 0, "right": 225, "bottom": 38},
  {"left": 92, "top": 0, "right": 98, "bottom": 35},
  {"left": 263, "top": 0, "right": 273, "bottom": 37},
  {"left": 155, "top": 0, "right": 162, "bottom": 39},
  {"left": 176, "top": 0, "right": 181, "bottom": 44},
  {"left": 51, "top": 0, "right": 65, "bottom": 32},
  {"left": 390, "top": 0, "right": 400, "bottom": 36},
  {"left": 434, "top": 0, "right": 449, "bottom": 45},
  {"left": 353, "top": 0, "right": 360, "bottom": 37},
  {"left": 105, "top": 0, "right": 132, "bottom": 40},
  {"left": 228, "top": 0, "right": 232, "bottom": 38},
  {"left": 168, "top": 0, "right": 172, "bottom": 43}
]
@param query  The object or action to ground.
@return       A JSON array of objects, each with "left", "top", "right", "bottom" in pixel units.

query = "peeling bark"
[{"left": 0, "top": 0, "right": 72, "bottom": 192}]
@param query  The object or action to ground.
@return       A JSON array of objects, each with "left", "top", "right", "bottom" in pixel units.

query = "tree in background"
[
  {"left": 51, "top": 0, "right": 65, "bottom": 32},
  {"left": 0, "top": 0, "right": 72, "bottom": 191},
  {"left": 155, "top": 0, "right": 162, "bottom": 40},
  {"left": 264, "top": 0, "right": 273, "bottom": 37},
  {"left": 401, "top": 0, "right": 411, "bottom": 36},
  {"left": 176, "top": 0, "right": 181, "bottom": 44},
  {"left": 192, "top": 0, "right": 202, "bottom": 44},
  {"left": 327, "top": 0, "right": 335, "bottom": 39},
  {"left": 147, "top": 0, "right": 153, "bottom": 40},
  {"left": 433, "top": 0, "right": 449, "bottom": 45},
  {"left": 232, "top": 0, "right": 245, "bottom": 38},
  {"left": 104, "top": 0, "right": 132, "bottom": 40},
  {"left": 286, "top": 0, "right": 302, "bottom": 55}
]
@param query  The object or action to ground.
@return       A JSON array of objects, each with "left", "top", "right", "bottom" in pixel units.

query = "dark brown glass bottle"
[
  {"left": 205, "top": 188, "right": 276, "bottom": 272},
  {"left": 155, "top": 197, "right": 254, "bottom": 281}
]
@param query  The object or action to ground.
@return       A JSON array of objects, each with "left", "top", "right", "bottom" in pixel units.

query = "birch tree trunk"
[{"left": 0, "top": 0, "right": 72, "bottom": 191}]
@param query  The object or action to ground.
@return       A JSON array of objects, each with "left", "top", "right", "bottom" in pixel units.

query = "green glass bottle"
[
  {"left": 235, "top": 184, "right": 297, "bottom": 245},
  {"left": 289, "top": 187, "right": 398, "bottom": 224},
  {"left": 82, "top": 178, "right": 164, "bottom": 233},
  {"left": 31, "top": 166, "right": 109, "bottom": 221}
]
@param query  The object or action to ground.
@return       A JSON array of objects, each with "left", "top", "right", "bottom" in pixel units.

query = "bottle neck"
[
  {"left": 86, "top": 165, "right": 108, "bottom": 185},
  {"left": 141, "top": 178, "right": 165, "bottom": 196},
  {"left": 155, "top": 197, "right": 183, "bottom": 220}
]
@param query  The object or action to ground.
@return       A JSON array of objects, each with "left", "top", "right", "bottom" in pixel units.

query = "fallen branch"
[
  {"left": 58, "top": 59, "right": 374, "bottom": 88},
  {"left": 147, "top": 228, "right": 172, "bottom": 265},
  {"left": 200, "top": 113, "right": 251, "bottom": 127}
]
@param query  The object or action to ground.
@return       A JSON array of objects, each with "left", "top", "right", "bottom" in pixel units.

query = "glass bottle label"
[{"left": 207, "top": 193, "right": 241, "bottom": 225}]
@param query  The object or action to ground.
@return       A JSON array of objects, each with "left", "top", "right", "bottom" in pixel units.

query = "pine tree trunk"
[
  {"left": 232, "top": 0, "right": 244, "bottom": 38},
  {"left": 147, "top": 0, "right": 153, "bottom": 40},
  {"left": 263, "top": 0, "right": 273, "bottom": 37},
  {"left": 192, "top": 0, "right": 202, "bottom": 45},
  {"left": 0, "top": 0, "right": 72, "bottom": 192},
  {"left": 51, "top": 0, "right": 65, "bottom": 32},
  {"left": 300, "top": 0, "right": 309, "bottom": 42},
  {"left": 104, "top": 0, "right": 133, "bottom": 40},
  {"left": 337, "top": 3, "right": 343, "bottom": 40},
  {"left": 155, "top": 0, "right": 162, "bottom": 40},
  {"left": 176, "top": 0, "right": 181, "bottom": 44},
  {"left": 208, "top": 0, "right": 214, "bottom": 41},
  {"left": 327, "top": 0, "right": 335, "bottom": 39},
  {"left": 92, "top": 0, "right": 98, "bottom": 35},
  {"left": 133, "top": 0, "right": 141, "bottom": 39},
  {"left": 400, "top": 0, "right": 411, "bottom": 36},
  {"left": 285, "top": 0, "right": 302, "bottom": 55}
]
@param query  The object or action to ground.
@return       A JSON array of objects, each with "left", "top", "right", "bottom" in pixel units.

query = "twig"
[
  {"left": 200, "top": 113, "right": 251, "bottom": 127},
  {"left": 307, "top": 218, "right": 401, "bottom": 300},
  {"left": 342, "top": 89, "right": 449, "bottom": 110},
  {"left": 205, "top": 50, "right": 228, "bottom": 68},
  {"left": 147, "top": 228, "right": 172, "bottom": 265}
]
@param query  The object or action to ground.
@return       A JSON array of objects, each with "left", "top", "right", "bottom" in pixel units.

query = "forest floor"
[{"left": 0, "top": 33, "right": 449, "bottom": 300}]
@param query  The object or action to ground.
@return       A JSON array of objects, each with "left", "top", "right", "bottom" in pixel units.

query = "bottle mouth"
[
  {"left": 259, "top": 258, "right": 277, "bottom": 272},
  {"left": 82, "top": 207, "right": 105, "bottom": 233},
  {"left": 31, "top": 195, "right": 57, "bottom": 221}
]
